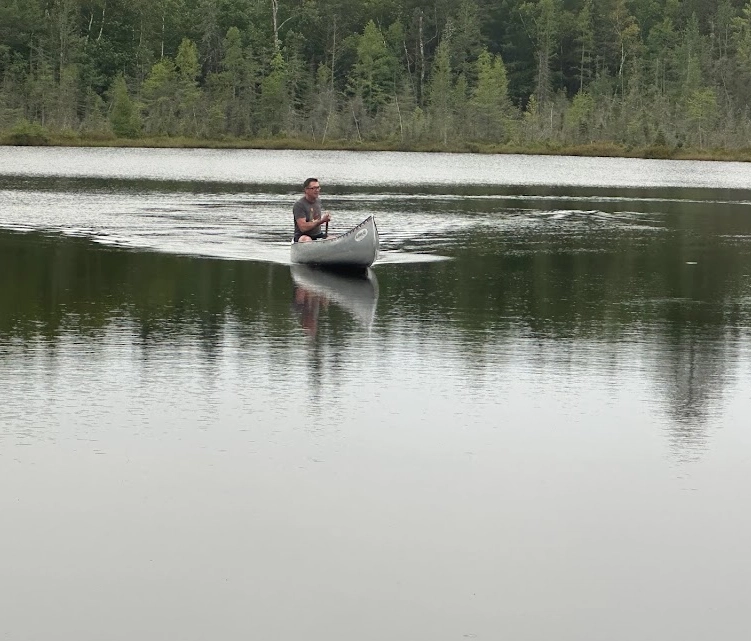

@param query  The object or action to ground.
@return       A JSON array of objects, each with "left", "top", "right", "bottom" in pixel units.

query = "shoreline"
[{"left": 3, "top": 134, "right": 751, "bottom": 163}]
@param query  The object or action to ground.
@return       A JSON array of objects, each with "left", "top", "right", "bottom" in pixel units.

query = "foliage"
[
  {"left": 109, "top": 76, "right": 141, "bottom": 138},
  {"left": 2, "top": 0, "right": 751, "bottom": 151},
  {"left": 469, "top": 48, "right": 511, "bottom": 142},
  {"left": 349, "top": 20, "right": 398, "bottom": 116},
  {"left": 5, "top": 119, "right": 51, "bottom": 145}
]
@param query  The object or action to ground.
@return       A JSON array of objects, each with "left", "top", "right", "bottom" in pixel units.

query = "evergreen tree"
[
  {"left": 142, "top": 58, "right": 179, "bottom": 134},
  {"left": 349, "top": 20, "right": 397, "bottom": 116},
  {"left": 212, "top": 26, "right": 257, "bottom": 136},
  {"left": 175, "top": 37, "right": 201, "bottom": 134},
  {"left": 609, "top": 0, "right": 642, "bottom": 97},
  {"left": 309, "top": 62, "right": 340, "bottom": 142},
  {"left": 448, "top": 0, "right": 485, "bottom": 81},
  {"left": 427, "top": 36, "right": 453, "bottom": 145},
  {"left": 521, "top": 0, "right": 562, "bottom": 107},
  {"left": 575, "top": 0, "right": 595, "bottom": 92},
  {"left": 469, "top": 48, "right": 510, "bottom": 142},
  {"left": 563, "top": 90, "right": 594, "bottom": 143},
  {"left": 686, "top": 87, "right": 718, "bottom": 148},
  {"left": 259, "top": 52, "right": 288, "bottom": 135},
  {"left": 2, "top": 0, "right": 751, "bottom": 150},
  {"left": 109, "top": 75, "right": 142, "bottom": 137}
]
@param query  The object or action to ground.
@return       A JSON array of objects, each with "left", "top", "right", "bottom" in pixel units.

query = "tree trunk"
[
  {"left": 395, "top": 90, "right": 404, "bottom": 140},
  {"left": 418, "top": 11, "right": 425, "bottom": 106},
  {"left": 272, "top": 0, "right": 280, "bottom": 51},
  {"left": 98, "top": 1, "right": 106, "bottom": 42},
  {"left": 86, "top": 12, "right": 94, "bottom": 45},
  {"left": 331, "top": 15, "right": 336, "bottom": 90},
  {"left": 161, "top": 8, "right": 166, "bottom": 58}
]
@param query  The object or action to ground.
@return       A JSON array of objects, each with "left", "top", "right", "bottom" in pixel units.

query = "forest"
[{"left": 2, "top": 0, "right": 751, "bottom": 155}]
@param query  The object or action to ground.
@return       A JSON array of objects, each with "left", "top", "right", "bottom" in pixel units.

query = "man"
[{"left": 293, "top": 177, "right": 331, "bottom": 243}]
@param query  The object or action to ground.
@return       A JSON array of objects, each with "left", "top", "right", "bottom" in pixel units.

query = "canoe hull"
[{"left": 290, "top": 216, "right": 379, "bottom": 268}]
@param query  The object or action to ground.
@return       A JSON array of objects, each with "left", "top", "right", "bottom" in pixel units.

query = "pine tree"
[
  {"left": 259, "top": 52, "right": 288, "bottom": 136},
  {"left": 175, "top": 38, "right": 202, "bottom": 135},
  {"left": 142, "top": 58, "right": 179, "bottom": 135},
  {"left": 349, "top": 20, "right": 397, "bottom": 117},
  {"left": 469, "top": 49, "right": 510, "bottom": 142},
  {"left": 427, "top": 37, "right": 454, "bottom": 145},
  {"left": 109, "top": 75, "right": 142, "bottom": 137}
]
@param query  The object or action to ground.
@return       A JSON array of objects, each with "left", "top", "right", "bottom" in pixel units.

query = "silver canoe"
[
  {"left": 290, "top": 216, "right": 379, "bottom": 268},
  {"left": 291, "top": 265, "right": 379, "bottom": 329}
]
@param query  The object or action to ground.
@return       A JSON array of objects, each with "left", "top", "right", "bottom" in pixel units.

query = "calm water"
[{"left": 2, "top": 147, "right": 751, "bottom": 641}]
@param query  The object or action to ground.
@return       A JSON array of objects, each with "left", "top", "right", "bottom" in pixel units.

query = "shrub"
[{"left": 5, "top": 119, "right": 51, "bottom": 145}]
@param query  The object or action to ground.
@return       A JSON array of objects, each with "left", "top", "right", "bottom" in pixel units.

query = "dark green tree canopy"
[{"left": 1, "top": 0, "right": 751, "bottom": 151}]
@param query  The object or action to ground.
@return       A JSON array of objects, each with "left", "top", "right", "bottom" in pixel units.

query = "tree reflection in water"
[{"left": 1, "top": 226, "right": 749, "bottom": 460}]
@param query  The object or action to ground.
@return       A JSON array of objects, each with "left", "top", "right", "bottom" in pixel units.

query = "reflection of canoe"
[
  {"left": 290, "top": 216, "right": 379, "bottom": 268},
  {"left": 291, "top": 264, "right": 379, "bottom": 328}
]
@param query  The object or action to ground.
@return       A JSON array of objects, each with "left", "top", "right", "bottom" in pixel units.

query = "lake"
[{"left": 2, "top": 147, "right": 751, "bottom": 641}]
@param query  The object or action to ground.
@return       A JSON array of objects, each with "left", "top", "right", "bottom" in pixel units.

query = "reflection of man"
[
  {"left": 293, "top": 177, "right": 331, "bottom": 243},
  {"left": 292, "top": 284, "right": 328, "bottom": 336}
]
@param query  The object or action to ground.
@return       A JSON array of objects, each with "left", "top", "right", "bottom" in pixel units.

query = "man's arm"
[{"left": 295, "top": 212, "right": 331, "bottom": 233}]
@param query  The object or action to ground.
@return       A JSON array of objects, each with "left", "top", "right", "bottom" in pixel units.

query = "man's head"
[{"left": 303, "top": 177, "right": 321, "bottom": 201}]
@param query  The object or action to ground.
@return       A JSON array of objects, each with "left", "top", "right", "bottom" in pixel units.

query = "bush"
[
  {"left": 643, "top": 144, "right": 674, "bottom": 159},
  {"left": 5, "top": 119, "right": 51, "bottom": 145}
]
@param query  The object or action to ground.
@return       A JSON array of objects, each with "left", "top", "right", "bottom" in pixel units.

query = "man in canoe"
[{"left": 293, "top": 177, "right": 331, "bottom": 242}]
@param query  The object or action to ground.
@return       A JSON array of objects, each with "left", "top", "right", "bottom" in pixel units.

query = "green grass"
[{"left": 3, "top": 129, "right": 751, "bottom": 162}]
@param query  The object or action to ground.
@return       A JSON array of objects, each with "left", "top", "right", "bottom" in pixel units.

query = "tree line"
[{"left": 2, "top": 0, "right": 751, "bottom": 151}]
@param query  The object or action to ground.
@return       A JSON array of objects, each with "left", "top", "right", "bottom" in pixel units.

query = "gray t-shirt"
[{"left": 293, "top": 197, "right": 323, "bottom": 241}]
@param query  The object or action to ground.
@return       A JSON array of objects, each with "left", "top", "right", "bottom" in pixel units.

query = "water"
[{"left": 2, "top": 147, "right": 751, "bottom": 641}]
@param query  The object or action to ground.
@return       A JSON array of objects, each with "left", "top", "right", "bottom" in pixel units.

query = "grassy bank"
[{"left": 3, "top": 127, "right": 751, "bottom": 162}]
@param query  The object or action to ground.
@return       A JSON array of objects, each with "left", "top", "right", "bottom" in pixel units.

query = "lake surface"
[{"left": 2, "top": 147, "right": 751, "bottom": 641}]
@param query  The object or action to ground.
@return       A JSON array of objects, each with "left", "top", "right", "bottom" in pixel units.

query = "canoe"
[
  {"left": 291, "top": 264, "right": 379, "bottom": 329},
  {"left": 290, "top": 215, "right": 379, "bottom": 269}
]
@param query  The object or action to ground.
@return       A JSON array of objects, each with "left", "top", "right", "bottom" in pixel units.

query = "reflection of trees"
[
  {"left": 303, "top": 341, "right": 326, "bottom": 407},
  {"left": 371, "top": 209, "right": 751, "bottom": 459},
  {"left": 647, "top": 324, "right": 728, "bottom": 460},
  {"left": 0, "top": 232, "right": 380, "bottom": 413},
  {"left": 2, "top": 222, "right": 750, "bottom": 458},
  {"left": 0, "top": 230, "right": 281, "bottom": 350}
]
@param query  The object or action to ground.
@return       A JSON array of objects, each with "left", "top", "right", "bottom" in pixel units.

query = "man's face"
[{"left": 305, "top": 182, "right": 321, "bottom": 201}]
